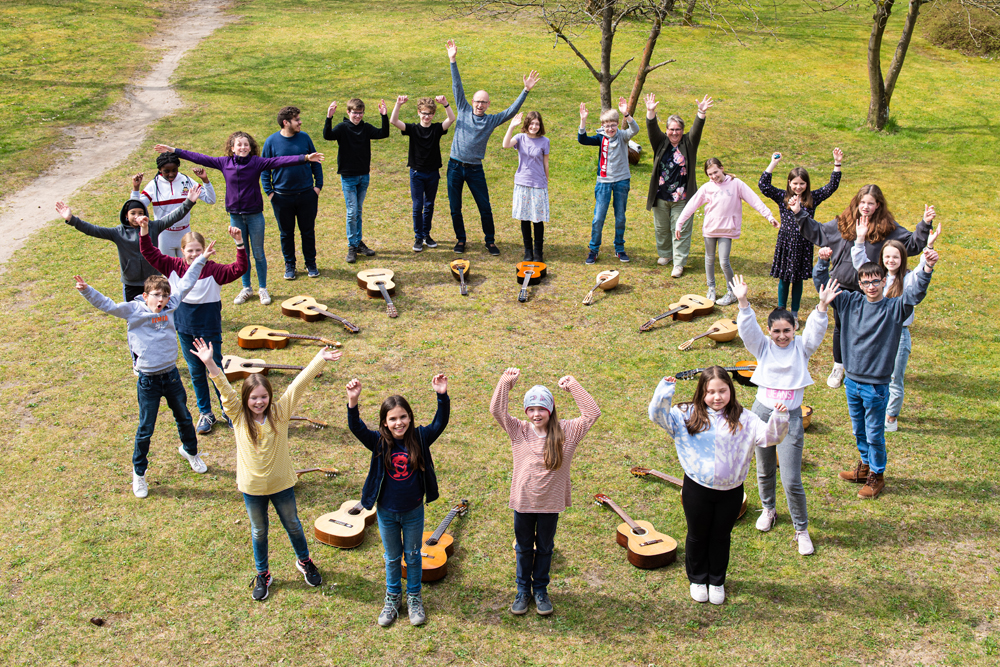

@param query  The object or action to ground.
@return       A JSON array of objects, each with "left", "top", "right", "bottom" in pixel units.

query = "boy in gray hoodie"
[{"left": 75, "top": 244, "right": 212, "bottom": 499}]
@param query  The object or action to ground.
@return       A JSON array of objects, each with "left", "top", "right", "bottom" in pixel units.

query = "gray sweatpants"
[
  {"left": 704, "top": 237, "right": 734, "bottom": 290},
  {"left": 752, "top": 400, "right": 808, "bottom": 531}
]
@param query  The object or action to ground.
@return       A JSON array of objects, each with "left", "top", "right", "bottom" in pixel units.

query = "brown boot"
[
  {"left": 858, "top": 472, "right": 885, "bottom": 499},
  {"left": 838, "top": 461, "right": 870, "bottom": 483}
]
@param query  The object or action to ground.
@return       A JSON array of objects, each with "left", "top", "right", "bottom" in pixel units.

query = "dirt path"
[{"left": 0, "top": 0, "right": 234, "bottom": 269}]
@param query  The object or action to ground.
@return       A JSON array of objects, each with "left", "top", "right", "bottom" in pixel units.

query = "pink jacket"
[{"left": 677, "top": 175, "right": 777, "bottom": 239}]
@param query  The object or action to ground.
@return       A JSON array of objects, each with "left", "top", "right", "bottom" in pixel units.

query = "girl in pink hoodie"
[{"left": 676, "top": 158, "right": 778, "bottom": 305}]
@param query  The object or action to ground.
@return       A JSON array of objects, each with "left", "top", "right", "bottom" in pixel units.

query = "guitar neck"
[
  {"left": 312, "top": 307, "right": 358, "bottom": 329},
  {"left": 648, "top": 469, "right": 684, "bottom": 488},
  {"left": 458, "top": 267, "right": 468, "bottom": 295},
  {"left": 276, "top": 332, "right": 326, "bottom": 343},
  {"left": 518, "top": 272, "right": 533, "bottom": 301},
  {"left": 376, "top": 283, "right": 398, "bottom": 317},
  {"left": 649, "top": 306, "right": 682, "bottom": 324},
  {"left": 602, "top": 497, "right": 641, "bottom": 533},
  {"left": 428, "top": 508, "right": 461, "bottom": 544}
]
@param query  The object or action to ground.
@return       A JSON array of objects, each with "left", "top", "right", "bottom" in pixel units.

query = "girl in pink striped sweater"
[{"left": 490, "top": 368, "right": 600, "bottom": 617}]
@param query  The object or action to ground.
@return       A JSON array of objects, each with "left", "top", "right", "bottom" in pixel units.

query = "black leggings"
[{"left": 682, "top": 475, "right": 744, "bottom": 586}]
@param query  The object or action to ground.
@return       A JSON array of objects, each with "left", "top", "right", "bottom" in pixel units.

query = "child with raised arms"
[
  {"left": 649, "top": 367, "right": 788, "bottom": 605},
  {"left": 346, "top": 374, "right": 450, "bottom": 627},
  {"left": 502, "top": 111, "right": 550, "bottom": 261},
  {"left": 731, "top": 274, "right": 840, "bottom": 555},
  {"left": 130, "top": 153, "right": 216, "bottom": 257},
  {"left": 490, "top": 368, "right": 600, "bottom": 616},
  {"left": 193, "top": 339, "right": 342, "bottom": 601}
]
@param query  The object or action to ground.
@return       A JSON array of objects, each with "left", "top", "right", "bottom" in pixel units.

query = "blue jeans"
[
  {"left": 887, "top": 327, "right": 911, "bottom": 418},
  {"left": 752, "top": 402, "right": 808, "bottom": 531},
  {"left": 229, "top": 212, "right": 267, "bottom": 289},
  {"left": 243, "top": 486, "right": 310, "bottom": 574},
  {"left": 340, "top": 174, "right": 370, "bottom": 248},
  {"left": 589, "top": 179, "right": 630, "bottom": 253},
  {"left": 177, "top": 332, "right": 224, "bottom": 417},
  {"left": 134, "top": 367, "right": 198, "bottom": 476},
  {"left": 410, "top": 169, "right": 440, "bottom": 241},
  {"left": 844, "top": 377, "right": 889, "bottom": 474},
  {"left": 447, "top": 159, "right": 495, "bottom": 244},
  {"left": 513, "top": 511, "right": 559, "bottom": 594},
  {"left": 376, "top": 504, "right": 424, "bottom": 596}
]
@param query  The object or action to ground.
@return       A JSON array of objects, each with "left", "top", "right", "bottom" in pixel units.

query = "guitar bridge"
[
  {"left": 640, "top": 538, "right": 664, "bottom": 547},
  {"left": 328, "top": 519, "right": 353, "bottom": 528}
]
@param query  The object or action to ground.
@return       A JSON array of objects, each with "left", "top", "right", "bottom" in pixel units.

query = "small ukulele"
[
  {"left": 356, "top": 268, "right": 398, "bottom": 318},
  {"left": 674, "top": 360, "right": 757, "bottom": 387},
  {"left": 236, "top": 325, "right": 341, "bottom": 351},
  {"left": 314, "top": 500, "right": 378, "bottom": 549},
  {"left": 295, "top": 467, "right": 339, "bottom": 479},
  {"left": 280, "top": 295, "right": 360, "bottom": 333},
  {"left": 677, "top": 318, "right": 739, "bottom": 351},
  {"left": 515, "top": 261, "right": 547, "bottom": 303},
  {"left": 450, "top": 259, "right": 471, "bottom": 296},
  {"left": 402, "top": 499, "right": 469, "bottom": 582},
  {"left": 290, "top": 416, "right": 328, "bottom": 428},
  {"left": 221, "top": 354, "right": 305, "bottom": 381},
  {"left": 594, "top": 493, "right": 677, "bottom": 569},
  {"left": 630, "top": 466, "right": 748, "bottom": 520},
  {"left": 582, "top": 269, "right": 620, "bottom": 305},
  {"left": 639, "top": 294, "right": 715, "bottom": 332}
]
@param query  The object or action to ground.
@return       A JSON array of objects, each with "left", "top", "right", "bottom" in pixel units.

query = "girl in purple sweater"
[{"left": 154, "top": 133, "right": 323, "bottom": 306}]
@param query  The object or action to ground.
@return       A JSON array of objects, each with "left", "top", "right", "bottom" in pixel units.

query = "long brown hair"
[
  {"left": 784, "top": 166, "right": 813, "bottom": 210},
  {"left": 378, "top": 395, "right": 424, "bottom": 475},
  {"left": 522, "top": 111, "right": 546, "bottom": 136},
  {"left": 541, "top": 405, "right": 565, "bottom": 471},
  {"left": 241, "top": 374, "right": 278, "bottom": 444},
  {"left": 836, "top": 184, "right": 896, "bottom": 243},
  {"left": 676, "top": 366, "right": 744, "bottom": 435},
  {"left": 224, "top": 131, "right": 260, "bottom": 157},
  {"left": 880, "top": 239, "right": 909, "bottom": 298}
]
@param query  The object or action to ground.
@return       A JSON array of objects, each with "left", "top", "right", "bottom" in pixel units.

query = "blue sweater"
[
  {"left": 260, "top": 131, "right": 323, "bottom": 194},
  {"left": 448, "top": 61, "right": 528, "bottom": 164}
]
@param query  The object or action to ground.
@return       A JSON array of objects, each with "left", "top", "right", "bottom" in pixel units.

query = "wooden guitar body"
[
  {"left": 583, "top": 270, "right": 620, "bottom": 305},
  {"left": 314, "top": 500, "right": 377, "bottom": 548},
  {"left": 668, "top": 294, "right": 716, "bottom": 322},
  {"left": 401, "top": 500, "right": 468, "bottom": 582},
  {"left": 514, "top": 261, "right": 547, "bottom": 286},
  {"left": 280, "top": 295, "right": 360, "bottom": 333},
  {"left": 356, "top": 269, "right": 396, "bottom": 297},
  {"left": 706, "top": 318, "right": 739, "bottom": 342},
  {"left": 614, "top": 519, "right": 678, "bottom": 569},
  {"left": 221, "top": 354, "right": 305, "bottom": 381},
  {"left": 237, "top": 325, "right": 290, "bottom": 350}
]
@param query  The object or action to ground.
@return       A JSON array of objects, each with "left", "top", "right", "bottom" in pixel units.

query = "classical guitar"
[
  {"left": 674, "top": 360, "right": 757, "bottom": 387},
  {"left": 582, "top": 269, "right": 620, "bottom": 306},
  {"left": 402, "top": 499, "right": 469, "bottom": 582},
  {"left": 236, "top": 325, "right": 341, "bottom": 351},
  {"left": 220, "top": 354, "right": 305, "bottom": 381},
  {"left": 356, "top": 268, "right": 398, "bottom": 318},
  {"left": 639, "top": 294, "right": 715, "bottom": 331},
  {"left": 290, "top": 416, "right": 328, "bottom": 428},
  {"left": 515, "top": 261, "right": 547, "bottom": 303},
  {"left": 450, "top": 259, "right": 471, "bottom": 296},
  {"left": 314, "top": 500, "right": 378, "bottom": 549},
  {"left": 677, "top": 318, "right": 739, "bottom": 351},
  {"left": 630, "top": 466, "right": 748, "bottom": 520},
  {"left": 295, "top": 467, "right": 339, "bottom": 479},
  {"left": 594, "top": 493, "right": 677, "bottom": 569},
  {"left": 280, "top": 295, "right": 360, "bottom": 333}
]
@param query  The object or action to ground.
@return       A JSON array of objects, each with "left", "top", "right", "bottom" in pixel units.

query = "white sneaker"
[
  {"left": 671, "top": 265, "right": 684, "bottom": 278},
  {"left": 706, "top": 286, "right": 716, "bottom": 302},
  {"left": 884, "top": 419, "right": 899, "bottom": 432},
  {"left": 657, "top": 257, "right": 670, "bottom": 266},
  {"left": 233, "top": 287, "right": 253, "bottom": 305},
  {"left": 178, "top": 446, "right": 208, "bottom": 474},
  {"left": 826, "top": 363, "right": 845, "bottom": 388},
  {"left": 716, "top": 291, "right": 737, "bottom": 306},
  {"left": 258, "top": 288, "right": 272, "bottom": 306},
  {"left": 794, "top": 530, "right": 815, "bottom": 556},
  {"left": 690, "top": 583, "right": 708, "bottom": 603},
  {"left": 132, "top": 471, "right": 148, "bottom": 498},
  {"left": 755, "top": 508, "right": 777, "bottom": 532},
  {"left": 708, "top": 584, "right": 725, "bottom": 605}
]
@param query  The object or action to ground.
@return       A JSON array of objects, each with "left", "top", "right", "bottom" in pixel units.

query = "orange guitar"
[
  {"left": 630, "top": 465, "right": 749, "bottom": 520},
  {"left": 236, "top": 325, "right": 340, "bottom": 351},
  {"left": 402, "top": 499, "right": 469, "bottom": 582},
  {"left": 594, "top": 493, "right": 677, "bottom": 569},
  {"left": 280, "top": 295, "right": 360, "bottom": 333},
  {"left": 450, "top": 259, "right": 471, "bottom": 296},
  {"left": 639, "top": 294, "right": 715, "bottom": 331},
  {"left": 220, "top": 354, "right": 305, "bottom": 381},
  {"left": 515, "top": 261, "right": 547, "bottom": 303},
  {"left": 356, "top": 269, "right": 398, "bottom": 318},
  {"left": 677, "top": 318, "right": 739, "bottom": 351},
  {"left": 314, "top": 500, "right": 377, "bottom": 548}
]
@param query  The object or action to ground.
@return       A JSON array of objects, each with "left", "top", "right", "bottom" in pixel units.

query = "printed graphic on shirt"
[
  {"left": 389, "top": 450, "right": 413, "bottom": 481},
  {"left": 765, "top": 388, "right": 795, "bottom": 401},
  {"left": 598, "top": 136, "right": 610, "bottom": 178},
  {"left": 151, "top": 314, "right": 169, "bottom": 330}
]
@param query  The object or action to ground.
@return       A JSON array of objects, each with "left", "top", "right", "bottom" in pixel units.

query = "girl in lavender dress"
[{"left": 502, "top": 112, "right": 550, "bottom": 262}]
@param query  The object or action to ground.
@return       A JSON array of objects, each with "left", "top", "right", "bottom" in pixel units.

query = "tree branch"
[
  {"left": 547, "top": 21, "right": 602, "bottom": 81},
  {"left": 646, "top": 58, "right": 676, "bottom": 72},
  {"left": 610, "top": 56, "right": 636, "bottom": 82}
]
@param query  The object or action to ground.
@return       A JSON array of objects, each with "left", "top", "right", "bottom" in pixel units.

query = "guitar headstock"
[
  {"left": 319, "top": 467, "right": 339, "bottom": 478},
  {"left": 629, "top": 466, "right": 652, "bottom": 477},
  {"left": 638, "top": 319, "right": 655, "bottom": 332},
  {"left": 456, "top": 499, "right": 470, "bottom": 515},
  {"left": 386, "top": 303, "right": 398, "bottom": 318},
  {"left": 320, "top": 338, "right": 343, "bottom": 348},
  {"left": 594, "top": 493, "right": 611, "bottom": 506},
  {"left": 675, "top": 369, "right": 700, "bottom": 381},
  {"left": 342, "top": 320, "right": 361, "bottom": 333}
]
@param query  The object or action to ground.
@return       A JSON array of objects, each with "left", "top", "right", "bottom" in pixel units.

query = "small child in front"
[{"left": 74, "top": 245, "right": 212, "bottom": 498}]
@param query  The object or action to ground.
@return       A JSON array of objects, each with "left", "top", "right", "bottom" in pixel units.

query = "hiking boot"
[
  {"left": 453, "top": 241, "right": 466, "bottom": 254},
  {"left": 407, "top": 593, "right": 426, "bottom": 626},
  {"left": 283, "top": 266, "right": 297, "bottom": 280},
  {"left": 412, "top": 239, "right": 425, "bottom": 252},
  {"left": 306, "top": 266, "right": 320, "bottom": 278},
  {"left": 708, "top": 584, "right": 726, "bottom": 605},
  {"left": 258, "top": 288, "right": 271, "bottom": 306},
  {"left": 510, "top": 592, "right": 531, "bottom": 615},
  {"left": 132, "top": 471, "right": 148, "bottom": 499},
  {"left": 671, "top": 265, "right": 684, "bottom": 278},
  {"left": 250, "top": 572, "right": 272, "bottom": 601},
  {"left": 233, "top": 287, "right": 253, "bottom": 305},
  {"left": 827, "top": 363, "right": 845, "bottom": 388},
  {"left": 858, "top": 472, "right": 885, "bottom": 499},
  {"left": 486, "top": 243, "right": 501, "bottom": 256},
  {"left": 756, "top": 508, "right": 777, "bottom": 532},
  {"left": 357, "top": 241, "right": 376, "bottom": 256},
  {"left": 178, "top": 446, "right": 207, "bottom": 474},
  {"left": 585, "top": 250, "right": 598, "bottom": 265},
  {"left": 195, "top": 412, "right": 216, "bottom": 435},
  {"left": 533, "top": 590, "right": 553, "bottom": 616},
  {"left": 794, "top": 530, "right": 815, "bottom": 556},
  {"left": 296, "top": 558, "right": 322, "bottom": 587},
  {"left": 690, "top": 583, "right": 708, "bottom": 603},
  {"left": 423, "top": 235, "right": 438, "bottom": 248},
  {"left": 346, "top": 246, "right": 358, "bottom": 263},
  {"left": 615, "top": 250, "right": 631, "bottom": 263},
  {"left": 838, "top": 461, "right": 870, "bottom": 483},
  {"left": 377, "top": 592, "right": 402, "bottom": 627}
]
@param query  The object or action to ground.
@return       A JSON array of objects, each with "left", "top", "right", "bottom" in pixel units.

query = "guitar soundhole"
[
  {"left": 631, "top": 527, "right": 648, "bottom": 536},
  {"left": 347, "top": 508, "right": 361, "bottom": 516},
  {"left": 425, "top": 538, "right": 438, "bottom": 546}
]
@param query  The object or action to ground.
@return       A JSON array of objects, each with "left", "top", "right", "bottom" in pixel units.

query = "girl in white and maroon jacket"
[
  {"left": 676, "top": 158, "right": 779, "bottom": 306},
  {"left": 140, "top": 221, "right": 247, "bottom": 435},
  {"left": 131, "top": 152, "right": 217, "bottom": 258},
  {"left": 490, "top": 368, "right": 600, "bottom": 617}
]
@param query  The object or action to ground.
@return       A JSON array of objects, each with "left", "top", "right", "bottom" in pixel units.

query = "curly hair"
[
  {"left": 223, "top": 131, "right": 260, "bottom": 158},
  {"left": 836, "top": 184, "right": 896, "bottom": 243}
]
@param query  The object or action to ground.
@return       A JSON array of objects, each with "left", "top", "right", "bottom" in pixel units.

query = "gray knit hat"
[{"left": 523, "top": 385, "right": 554, "bottom": 414}]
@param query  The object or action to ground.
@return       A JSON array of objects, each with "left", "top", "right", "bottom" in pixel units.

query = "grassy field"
[{"left": 1, "top": 0, "right": 999, "bottom": 665}]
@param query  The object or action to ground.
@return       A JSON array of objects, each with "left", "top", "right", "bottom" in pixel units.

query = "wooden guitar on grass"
[
  {"left": 639, "top": 294, "right": 715, "bottom": 332},
  {"left": 515, "top": 261, "right": 547, "bottom": 303},
  {"left": 594, "top": 493, "right": 677, "bottom": 569},
  {"left": 356, "top": 269, "right": 398, "bottom": 318},
  {"left": 582, "top": 269, "right": 620, "bottom": 305},
  {"left": 280, "top": 295, "right": 360, "bottom": 333},
  {"left": 630, "top": 466, "right": 748, "bottom": 520},
  {"left": 402, "top": 499, "right": 469, "bottom": 582},
  {"left": 237, "top": 325, "right": 340, "bottom": 351},
  {"left": 314, "top": 500, "right": 378, "bottom": 548},
  {"left": 677, "top": 318, "right": 739, "bottom": 351},
  {"left": 450, "top": 259, "right": 471, "bottom": 296},
  {"left": 220, "top": 354, "right": 305, "bottom": 381},
  {"left": 674, "top": 360, "right": 757, "bottom": 387},
  {"left": 295, "top": 467, "right": 339, "bottom": 480}
]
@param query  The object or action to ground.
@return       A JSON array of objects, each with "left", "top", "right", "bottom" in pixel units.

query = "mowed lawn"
[{"left": 1, "top": 1, "right": 998, "bottom": 665}]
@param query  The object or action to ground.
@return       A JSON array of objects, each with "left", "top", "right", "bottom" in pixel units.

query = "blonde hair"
[
  {"left": 416, "top": 97, "right": 436, "bottom": 115},
  {"left": 600, "top": 109, "right": 620, "bottom": 124},
  {"left": 180, "top": 231, "right": 206, "bottom": 250}
]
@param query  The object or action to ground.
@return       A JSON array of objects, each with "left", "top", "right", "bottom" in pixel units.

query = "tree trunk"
[
  {"left": 683, "top": 0, "right": 697, "bottom": 25},
  {"left": 626, "top": 2, "right": 676, "bottom": 116},
  {"left": 867, "top": 0, "right": 923, "bottom": 131},
  {"left": 599, "top": 0, "right": 615, "bottom": 109}
]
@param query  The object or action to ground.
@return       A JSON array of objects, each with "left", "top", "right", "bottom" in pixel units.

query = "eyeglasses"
[
  {"left": 418, "top": 111, "right": 434, "bottom": 117},
  {"left": 858, "top": 279, "right": 882, "bottom": 287},
  {"left": 472, "top": 100, "right": 489, "bottom": 105},
  {"left": 146, "top": 292, "right": 169, "bottom": 298},
  {"left": 348, "top": 110, "right": 364, "bottom": 116}
]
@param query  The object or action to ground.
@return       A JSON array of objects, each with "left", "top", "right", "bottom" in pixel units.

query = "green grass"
[{"left": 2, "top": 0, "right": 999, "bottom": 665}]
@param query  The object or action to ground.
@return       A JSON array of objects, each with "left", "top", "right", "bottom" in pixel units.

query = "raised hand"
[
  {"left": 192, "top": 166, "right": 208, "bottom": 181},
  {"left": 557, "top": 375, "right": 576, "bottom": 391},
  {"left": 201, "top": 239, "right": 216, "bottom": 259},
  {"left": 190, "top": 337, "right": 215, "bottom": 365},
  {"left": 431, "top": 373, "right": 448, "bottom": 394},
  {"left": 74, "top": 274, "right": 88, "bottom": 291},
  {"left": 923, "top": 248, "right": 939, "bottom": 270},
  {"left": 502, "top": 367, "right": 520, "bottom": 384},
  {"left": 346, "top": 378, "right": 362, "bottom": 405},
  {"left": 928, "top": 222, "right": 942, "bottom": 248},
  {"left": 320, "top": 347, "right": 342, "bottom": 362},
  {"left": 153, "top": 144, "right": 174, "bottom": 154},
  {"left": 131, "top": 173, "right": 144, "bottom": 190},
  {"left": 435, "top": 94, "right": 447, "bottom": 105},
  {"left": 327, "top": 101, "right": 338, "bottom": 118},
  {"left": 378, "top": 99, "right": 387, "bottom": 115},
  {"left": 55, "top": 201, "right": 72, "bottom": 221},
  {"left": 228, "top": 226, "right": 243, "bottom": 244},
  {"left": 523, "top": 70, "right": 540, "bottom": 91},
  {"left": 663, "top": 376, "right": 677, "bottom": 384},
  {"left": 729, "top": 274, "right": 749, "bottom": 303},
  {"left": 644, "top": 92, "right": 659, "bottom": 114},
  {"left": 855, "top": 215, "right": 870, "bottom": 242},
  {"left": 618, "top": 96, "right": 628, "bottom": 117},
  {"left": 396, "top": 95, "right": 408, "bottom": 106},
  {"left": 186, "top": 182, "right": 203, "bottom": 202},
  {"left": 923, "top": 204, "right": 936, "bottom": 224},
  {"left": 833, "top": 147, "right": 843, "bottom": 164},
  {"left": 697, "top": 95, "right": 714, "bottom": 115},
  {"left": 818, "top": 278, "right": 842, "bottom": 309},
  {"left": 788, "top": 194, "right": 801, "bottom": 214},
  {"left": 771, "top": 151, "right": 782, "bottom": 163},
  {"left": 510, "top": 112, "right": 523, "bottom": 127},
  {"left": 446, "top": 39, "right": 457, "bottom": 62},
  {"left": 579, "top": 102, "right": 588, "bottom": 122},
  {"left": 305, "top": 153, "right": 325, "bottom": 163},
  {"left": 818, "top": 246, "right": 833, "bottom": 261}
]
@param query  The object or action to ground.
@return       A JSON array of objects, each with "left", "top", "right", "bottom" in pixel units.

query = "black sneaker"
[
  {"left": 534, "top": 590, "right": 553, "bottom": 615},
  {"left": 296, "top": 558, "right": 322, "bottom": 587},
  {"left": 510, "top": 592, "right": 531, "bottom": 615},
  {"left": 486, "top": 243, "right": 501, "bottom": 256},
  {"left": 412, "top": 240, "right": 425, "bottom": 252},
  {"left": 424, "top": 235, "right": 438, "bottom": 248},
  {"left": 357, "top": 241, "right": 376, "bottom": 256},
  {"left": 346, "top": 246, "right": 358, "bottom": 263},
  {"left": 250, "top": 572, "right": 272, "bottom": 601},
  {"left": 453, "top": 241, "right": 466, "bottom": 254}
]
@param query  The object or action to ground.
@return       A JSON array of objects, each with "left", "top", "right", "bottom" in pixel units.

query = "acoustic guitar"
[
  {"left": 594, "top": 493, "right": 677, "bottom": 569},
  {"left": 221, "top": 354, "right": 305, "bottom": 381},
  {"left": 515, "top": 261, "right": 547, "bottom": 303},
  {"left": 280, "top": 295, "right": 360, "bottom": 333},
  {"left": 639, "top": 294, "right": 715, "bottom": 332},
  {"left": 630, "top": 466, "right": 748, "bottom": 520},
  {"left": 314, "top": 500, "right": 378, "bottom": 549},
  {"left": 236, "top": 325, "right": 341, "bottom": 351},
  {"left": 402, "top": 499, "right": 469, "bottom": 582},
  {"left": 677, "top": 318, "right": 739, "bottom": 351},
  {"left": 582, "top": 269, "right": 620, "bottom": 305},
  {"left": 356, "top": 268, "right": 398, "bottom": 318},
  {"left": 674, "top": 360, "right": 757, "bottom": 387},
  {"left": 290, "top": 416, "right": 328, "bottom": 428},
  {"left": 295, "top": 467, "right": 338, "bottom": 479},
  {"left": 450, "top": 259, "right": 471, "bottom": 296}
]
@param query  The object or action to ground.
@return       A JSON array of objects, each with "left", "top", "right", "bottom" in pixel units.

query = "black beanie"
[{"left": 120, "top": 199, "right": 149, "bottom": 225}]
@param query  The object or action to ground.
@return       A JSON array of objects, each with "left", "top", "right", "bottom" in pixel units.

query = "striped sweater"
[{"left": 490, "top": 376, "right": 601, "bottom": 513}]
